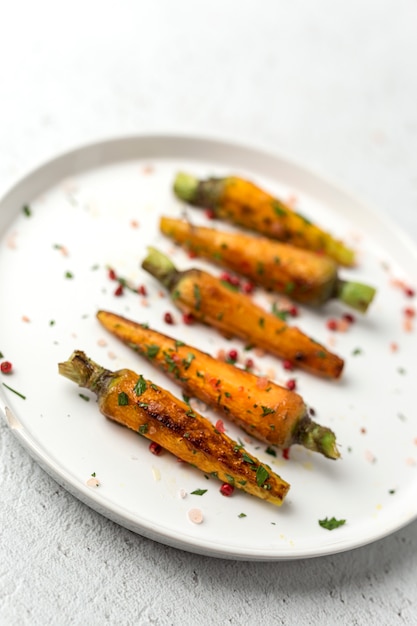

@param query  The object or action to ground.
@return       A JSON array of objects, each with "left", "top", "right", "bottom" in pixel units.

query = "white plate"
[{"left": 1, "top": 135, "right": 417, "bottom": 561}]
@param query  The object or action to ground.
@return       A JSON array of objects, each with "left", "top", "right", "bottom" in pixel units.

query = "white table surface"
[{"left": 1, "top": 1, "right": 417, "bottom": 624}]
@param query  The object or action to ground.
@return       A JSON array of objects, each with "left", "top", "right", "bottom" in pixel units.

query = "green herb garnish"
[
  {"left": 118, "top": 392, "right": 129, "bottom": 406},
  {"left": 318, "top": 517, "right": 346, "bottom": 530},
  {"left": 256, "top": 465, "right": 269, "bottom": 487},
  {"left": 191, "top": 489, "right": 207, "bottom": 496},
  {"left": 134, "top": 374, "right": 147, "bottom": 396}
]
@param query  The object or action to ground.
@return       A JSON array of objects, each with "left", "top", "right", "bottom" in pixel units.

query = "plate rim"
[{"left": 1, "top": 132, "right": 417, "bottom": 561}]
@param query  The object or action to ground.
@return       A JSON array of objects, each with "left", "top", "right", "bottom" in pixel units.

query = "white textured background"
[{"left": 1, "top": 1, "right": 417, "bottom": 624}]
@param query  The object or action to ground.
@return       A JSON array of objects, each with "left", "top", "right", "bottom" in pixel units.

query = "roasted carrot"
[
  {"left": 160, "top": 217, "right": 376, "bottom": 312},
  {"left": 173, "top": 173, "right": 355, "bottom": 267},
  {"left": 141, "top": 247, "right": 344, "bottom": 379},
  {"left": 97, "top": 310, "right": 340, "bottom": 459},
  {"left": 59, "top": 350, "right": 290, "bottom": 506}
]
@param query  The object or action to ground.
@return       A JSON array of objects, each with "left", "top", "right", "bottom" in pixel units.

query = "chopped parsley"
[
  {"left": 182, "top": 353, "right": 195, "bottom": 370},
  {"left": 193, "top": 284, "right": 202, "bottom": 310},
  {"left": 118, "top": 392, "right": 129, "bottom": 406},
  {"left": 272, "top": 201, "right": 287, "bottom": 217},
  {"left": 261, "top": 405, "right": 275, "bottom": 416},
  {"left": 256, "top": 465, "right": 269, "bottom": 487},
  {"left": 318, "top": 517, "right": 346, "bottom": 530},
  {"left": 22, "top": 204, "right": 31, "bottom": 217},
  {"left": 1, "top": 383, "right": 26, "bottom": 400},
  {"left": 191, "top": 488, "right": 207, "bottom": 496},
  {"left": 138, "top": 424, "right": 148, "bottom": 434},
  {"left": 242, "top": 452, "right": 254, "bottom": 464},
  {"left": 134, "top": 374, "right": 147, "bottom": 396},
  {"left": 265, "top": 446, "right": 277, "bottom": 457},
  {"left": 146, "top": 344, "right": 160, "bottom": 358},
  {"left": 238, "top": 513, "right": 247, "bottom": 518},
  {"left": 65, "top": 271, "right": 74, "bottom": 279},
  {"left": 79, "top": 393, "right": 90, "bottom": 402}
]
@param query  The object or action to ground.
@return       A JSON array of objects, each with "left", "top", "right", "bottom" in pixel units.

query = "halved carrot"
[{"left": 59, "top": 350, "right": 290, "bottom": 506}]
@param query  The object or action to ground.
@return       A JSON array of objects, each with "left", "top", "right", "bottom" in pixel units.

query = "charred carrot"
[
  {"left": 141, "top": 247, "right": 344, "bottom": 379},
  {"left": 97, "top": 310, "right": 340, "bottom": 459},
  {"left": 59, "top": 350, "right": 290, "bottom": 506},
  {"left": 160, "top": 217, "right": 376, "bottom": 312},
  {"left": 173, "top": 173, "right": 355, "bottom": 267}
]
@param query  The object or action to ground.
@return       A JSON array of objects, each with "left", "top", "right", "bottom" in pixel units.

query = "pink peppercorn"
[
  {"left": 283, "top": 359, "right": 293, "bottom": 371},
  {"left": 242, "top": 282, "right": 255, "bottom": 294},
  {"left": 342, "top": 313, "right": 355, "bottom": 323},
  {"left": 204, "top": 209, "right": 216, "bottom": 220},
  {"left": 288, "top": 305, "right": 299, "bottom": 317},
  {"left": 286, "top": 379, "right": 296, "bottom": 391},
  {"left": 114, "top": 284, "right": 124, "bottom": 296},
  {"left": 1, "top": 361, "right": 12, "bottom": 374},
  {"left": 149, "top": 442, "right": 163, "bottom": 456},
  {"left": 245, "top": 358, "right": 254, "bottom": 370},
  {"left": 164, "top": 312, "right": 174, "bottom": 324},
  {"left": 404, "top": 307, "right": 415, "bottom": 318},
  {"left": 108, "top": 268, "right": 117, "bottom": 280},
  {"left": 228, "top": 349, "right": 238, "bottom": 363},
  {"left": 405, "top": 287, "right": 415, "bottom": 298},
  {"left": 326, "top": 318, "right": 338, "bottom": 331},
  {"left": 137, "top": 284, "right": 147, "bottom": 296},
  {"left": 282, "top": 448, "right": 290, "bottom": 460},
  {"left": 220, "top": 483, "right": 234, "bottom": 497},
  {"left": 182, "top": 312, "right": 195, "bottom": 325}
]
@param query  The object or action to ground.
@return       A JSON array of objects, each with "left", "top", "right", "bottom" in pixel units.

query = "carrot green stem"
[
  {"left": 294, "top": 418, "right": 340, "bottom": 460},
  {"left": 141, "top": 246, "right": 180, "bottom": 291},
  {"left": 335, "top": 279, "right": 376, "bottom": 313},
  {"left": 173, "top": 172, "right": 199, "bottom": 203},
  {"left": 58, "top": 351, "right": 111, "bottom": 395}
]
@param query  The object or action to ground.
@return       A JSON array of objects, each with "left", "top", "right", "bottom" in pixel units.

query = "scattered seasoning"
[
  {"left": 286, "top": 379, "right": 296, "bottom": 391},
  {"left": 1, "top": 383, "right": 26, "bottom": 399},
  {"left": 79, "top": 393, "right": 90, "bottom": 402},
  {"left": 191, "top": 488, "right": 207, "bottom": 496},
  {"left": 282, "top": 447, "right": 290, "bottom": 460},
  {"left": 188, "top": 508, "right": 204, "bottom": 524},
  {"left": 138, "top": 424, "right": 148, "bottom": 434},
  {"left": 1, "top": 361, "right": 13, "bottom": 374},
  {"left": 134, "top": 374, "right": 147, "bottom": 396},
  {"left": 238, "top": 513, "right": 247, "bottom": 518},
  {"left": 388, "top": 489, "right": 396, "bottom": 495},
  {"left": 182, "top": 312, "right": 194, "bottom": 325},
  {"left": 118, "top": 391, "right": 129, "bottom": 406},
  {"left": 244, "top": 358, "right": 254, "bottom": 371},
  {"left": 242, "top": 452, "right": 254, "bottom": 464},
  {"left": 87, "top": 474, "right": 100, "bottom": 487},
  {"left": 227, "top": 349, "right": 238, "bottom": 363},
  {"left": 220, "top": 483, "right": 234, "bottom": 497},
  {"left": 326, "top": 318, "right": 338, "bottom": 331},
  {"left": 242, "top": 282, "right": 255, "bottom": 294},
  {"left": 261, "top": 406, "right": 275, "bottom": 416},
  {"left": 22, "top": 205, "right": 31, "bottom": 217},
  {"left": 65, "top": 271, "right": 74, "bottom": 279},
  {"left": 256, "top": 465, "right": 269, "bottom": 487},
  {"left": 318, "top": 517, "right": 346, "bottom": 530},
  {"left": 215, "top": 419, "right": 225, "bottom": 433},
  {"left": 265, "top": 446, "right": 277, "bottom": 457},
  {"left": 149, "top": 442, "right": 163, "bottom": 456},
  {"left": 164, "top": 311, "right": 174, "bottom": 324},
  {"left": 352, "top": 347, "right": 362, "bottom": 356}
]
